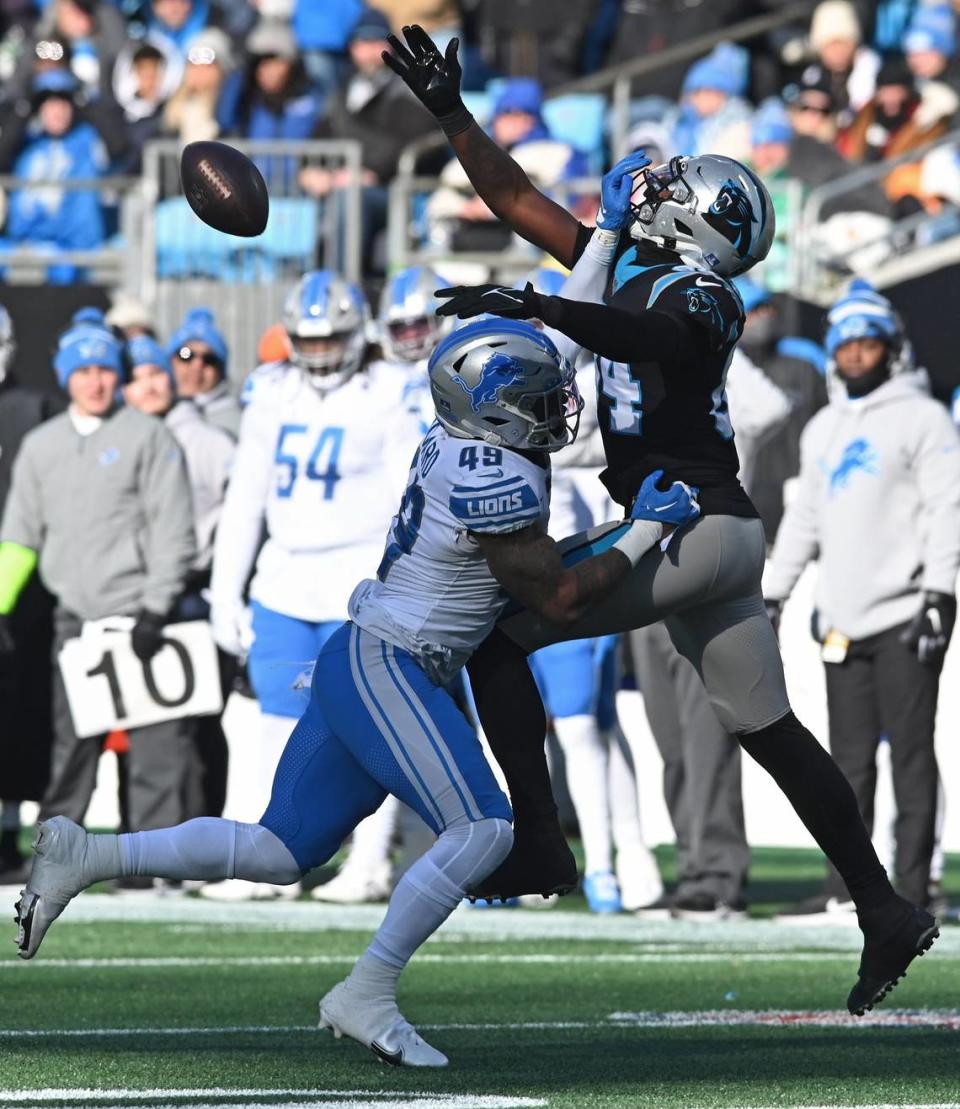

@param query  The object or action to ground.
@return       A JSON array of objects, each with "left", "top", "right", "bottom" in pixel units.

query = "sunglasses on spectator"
[
  {"left": 793, "top": 102, "right": 833, "bottom": 116},
  {"left": 177, "top": 346, "right": 222, "bottom": 368}
]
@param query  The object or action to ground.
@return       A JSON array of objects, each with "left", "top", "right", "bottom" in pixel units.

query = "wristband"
[
  {"left": 437, "top": 105, "right": 474, "bottom": 138},
  {"left": 584, "top": 227, "right": 620, "bottom": 267},
  {"left": 611, "top": 520, "right": 663, "bottom": 567}
]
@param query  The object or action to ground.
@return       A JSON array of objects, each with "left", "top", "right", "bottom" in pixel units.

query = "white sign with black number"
[{"left": 59, "top": 619, "right": 223, "bottom": 737}]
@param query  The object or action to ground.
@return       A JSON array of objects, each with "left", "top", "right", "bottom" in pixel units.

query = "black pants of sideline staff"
[
  {"left": 39, "top": 610, "right": 194, "bottom": 831},
  {"left": 823, "top": 622, "right": 941, "bottom": 907}
]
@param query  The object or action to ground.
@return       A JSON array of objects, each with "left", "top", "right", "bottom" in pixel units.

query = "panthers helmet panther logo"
[{"left": 703, "top": 180, "right": 756, "bottom": 258}]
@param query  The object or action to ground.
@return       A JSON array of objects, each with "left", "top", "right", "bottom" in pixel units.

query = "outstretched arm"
[{"left": 384, "top": 24, "right": 582, "bottom": 267}]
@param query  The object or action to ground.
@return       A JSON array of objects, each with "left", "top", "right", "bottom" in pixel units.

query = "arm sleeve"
[
  {"left": 540, "top": 229, "right": 619, "bottom": 367},
  {"left": 138, "top": 425, "right": 197, "bottom": 614},
  {"left": 209, "top": 396, "right": 273, "bottom": 609},
  {"left": 914, "top": 406, "right": 960, "bottom": 595},
  {"left": 452, "top": 458, "right": 546, "bottom": 536},
  {"left": 538, "top": 296, "right": 700, "bottom": 366},
  {"left": 0, "top": 542, "right": 38, "bottom": 615},
  {"left": 762, "top": 422, "right": 823, "bottom": 602}
]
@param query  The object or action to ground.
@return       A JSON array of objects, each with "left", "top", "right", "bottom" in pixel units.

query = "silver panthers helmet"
[
  {"left": 428, "top": 319, "right": 582, "bottom": 453},
  {"left": 0, "top": 305, "right": 14, "bottom": 385},
  {"left": 282, "top": 269, "right": 369, "bottom": 390},
  {"left": 628, "top": 154, "right": 775, "bottom": 276},
  {"left": 378, "top": 266, "right": 451, "bottom": 363}
]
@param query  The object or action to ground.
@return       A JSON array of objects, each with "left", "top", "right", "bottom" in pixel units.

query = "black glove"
[
  {"left": 899, "top": 591, "right": 956, "bottom": 666},
  {"left": 764, "top": 598, "right": 783, "bottom": 641},
  {"left": 130, "top": 609, "right": 167, "bottom": 662},
  {"left": 0, "top": 614, "right": 15, "bottom": 657},
  {"left": 435, "top": 282, "right": 544, "bottom": 321},
  {"left": 382, "top": 24, "right": 472, "bottom": 137}
]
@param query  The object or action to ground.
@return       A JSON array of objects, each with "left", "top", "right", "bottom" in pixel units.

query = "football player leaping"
[
  {"left": 384, "top": 24, "right": 939, "bottom": 1014},
  {"left": 14, "top": 225, "right": 700, "bottom": 1067}
]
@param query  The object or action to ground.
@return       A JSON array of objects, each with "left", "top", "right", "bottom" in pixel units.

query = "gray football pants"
[
  {"left": 630, "top": 621, "right": 749, "bottom": 903},
  {"left": 40, "top": 612, "right": 195, "bottom": 831},
  {"left": 501, "top": 514, "right": 790, "bottom": 736}
]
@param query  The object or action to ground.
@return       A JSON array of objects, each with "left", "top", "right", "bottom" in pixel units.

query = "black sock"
[
  {"left": 466, "top": 628, "right": 556, "bottom": 824},
  {"left": 738, "top": 711, "right": 895, "bottom": 914}
]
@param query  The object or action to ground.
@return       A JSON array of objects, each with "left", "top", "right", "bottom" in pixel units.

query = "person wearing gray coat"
[
  {"left": 0, "top": 310, "right": 197, "bottom": 834},
  {"left": 766, "top": 283, "right": 960, "bottom": 919}
]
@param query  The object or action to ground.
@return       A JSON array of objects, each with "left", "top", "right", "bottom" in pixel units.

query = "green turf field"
[{"left": 3, "top": 847, "right": 960, "bottom": 1109}]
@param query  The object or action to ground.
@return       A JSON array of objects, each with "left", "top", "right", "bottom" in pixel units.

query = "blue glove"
[
  {"left": 597, "top": 150, "right": 652, "bottom": 231},
  {"left": 629, "top": 469, "right": 701, "bottom": 527}
]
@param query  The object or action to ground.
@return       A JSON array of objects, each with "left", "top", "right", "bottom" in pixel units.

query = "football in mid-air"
[{"left": 180, "top": 141, "right": 269, "bottom": 237}]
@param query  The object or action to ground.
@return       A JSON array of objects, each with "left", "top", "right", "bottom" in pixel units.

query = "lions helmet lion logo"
[
  {"left": 452, "top": 352, "right": 525, "bottom": 414},
  {"left": 704, "top": 179, "right": 756, "bottom": 257}
]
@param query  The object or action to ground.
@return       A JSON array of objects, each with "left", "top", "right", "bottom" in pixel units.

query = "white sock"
[
  {"left": 554, "top": 714, "right": 612, "bottom": 875},
  {"left": 117, "top": 819, "right": 300, "bottom": 884},
  {"left": 341, "top": 796, "right": 400, "bottom": 876},
  {"left": 349, "top": 818, "right": 512, "bottom": 1000},
  {"left": 605, "top": 724, "right": 644, "bottom": 855}
]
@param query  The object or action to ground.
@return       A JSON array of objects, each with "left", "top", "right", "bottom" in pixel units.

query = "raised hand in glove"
[
  {"left": 598, "top": 150, "right": 651, "bottom": 231},
  {"left": 435, "top": 282, "right": 543, "bottom": 322},
  {"left": 899, "top": 591, "right": 956, "bottom": 666},
  {"left": 382, "top": 24, "right": 471, "bottom": 136},
  {"left": 131, "top": 609, "right": 167, "bottom": 662}
]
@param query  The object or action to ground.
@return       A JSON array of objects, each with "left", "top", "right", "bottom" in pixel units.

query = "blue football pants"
[
  {"left": 248, "top": 602, "right": 342, "bottom": 718},
  {"left": 261, "top": 622, "right": 512, "bottom": 871},
  {"left": 530, "top": 634, "right": 619, "bottom": 729}
]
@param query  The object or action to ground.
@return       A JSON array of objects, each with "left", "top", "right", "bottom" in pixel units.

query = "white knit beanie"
[{"left": 810, "top": 0, "right": 862, "bottom": 50}]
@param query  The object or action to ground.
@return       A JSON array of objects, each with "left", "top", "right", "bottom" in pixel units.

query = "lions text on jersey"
[
  {"left": 572, "top": 230, "right": 754, "bottom": 518},
  {"left": 349, "top": 421, "right": 550, "bottom": 684},
  {"left": 218, "top": 361, "right": 421, "bottom": 624}
]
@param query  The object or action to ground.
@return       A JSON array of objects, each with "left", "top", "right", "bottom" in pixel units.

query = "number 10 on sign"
[{"left": 58, "top": 621, "right": 223, "bottom": 738}]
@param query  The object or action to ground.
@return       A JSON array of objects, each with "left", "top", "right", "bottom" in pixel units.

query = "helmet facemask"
[{"left": 384, "top": 316, "right": 441, "bottom": 363}]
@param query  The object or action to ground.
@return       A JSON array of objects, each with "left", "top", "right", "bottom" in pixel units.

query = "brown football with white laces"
[{"left": 180, "top": 140, "right": 269, "bottom": 237}]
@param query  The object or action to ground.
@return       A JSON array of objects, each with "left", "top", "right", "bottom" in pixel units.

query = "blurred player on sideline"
[{"left": 203, "top": 269, "right": 421, "bottom": 900}]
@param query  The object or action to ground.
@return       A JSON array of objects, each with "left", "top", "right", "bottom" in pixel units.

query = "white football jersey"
[
  {"left": 213, "top": 362, "right": 421, "bottom": 623},
  {"left": 369, "top": 356, "right": 434, "bottom": 436},
  {"left": 549, "top": 361, "right": 618, "bottom": 539},
  {"left": 349, "top": 421, "right": 550, "bottom": 684}
]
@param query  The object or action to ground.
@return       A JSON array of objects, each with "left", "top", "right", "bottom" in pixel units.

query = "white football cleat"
[
  {"left": 318, "top": 979, "right": 447, "bottom": 1067},
  {"left": 616, "top": 843, "right": 665, "bottom": 912},
  {"left": 310, "top": 864, "right": 392, "bottom": 904},
  {"left": 198, "top": 878, "right": 301, "bottom": 902},
  {"left": 15, "top": 816, "right": 88, "bottom": 959}
]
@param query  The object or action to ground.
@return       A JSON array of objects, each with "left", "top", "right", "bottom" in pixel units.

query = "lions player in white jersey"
[
  {"left": 15, "top": 303, "right": 701, "bottom": 1066},
  {"left": 204, "top": 270, "right": 421, "bottom": 899}
]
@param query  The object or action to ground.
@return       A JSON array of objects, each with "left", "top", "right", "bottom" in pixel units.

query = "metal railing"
[
  {"left": 0, "top": 174, "right": 143, "bottom": 286},
  {"left": 793, "top": 128, "right": 960, "bottom": 300},
  {"left": 140, "top": 138, "right": 364, "bottom": 382}
]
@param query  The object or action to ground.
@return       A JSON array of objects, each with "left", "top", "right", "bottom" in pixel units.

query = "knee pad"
[
  {"left": 238, "top": 822, "right": 303, "bottom": 885},
  {"left": 432, "top": 817, "right": 513, "bottom": 890}
]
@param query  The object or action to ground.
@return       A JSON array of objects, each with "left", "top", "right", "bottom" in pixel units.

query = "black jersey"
[{"left": 569, "top": 228, "right": 757, "bottom": 518}]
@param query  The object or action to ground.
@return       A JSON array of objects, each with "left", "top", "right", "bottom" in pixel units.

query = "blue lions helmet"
[
  {"left": 282, "top": 269, "right": 370, "bottom": 389},
  {"left": 428, "top": 319, "right": 582, "bottom": 452},
  {"left": 628, "top": 154, "right": 774, "bottom": 276},
  {"left": 378, "top": 266, "right": 451, "bottom": 364}
]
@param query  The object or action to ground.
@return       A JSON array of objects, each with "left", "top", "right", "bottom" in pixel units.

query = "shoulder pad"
[{"left": 240, "top": 360, "right": 294, "bottom": 407}]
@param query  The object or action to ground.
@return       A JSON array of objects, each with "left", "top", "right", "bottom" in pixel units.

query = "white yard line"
[
  {"left": 1, "top": 1010, "right": 958, "bottom": 1040},
  {"left": 0, "top": 1092, "right": 547, "bottom": 1109},
  {"left": 0, "top": 952, "right": 869, "bottom": 970}
]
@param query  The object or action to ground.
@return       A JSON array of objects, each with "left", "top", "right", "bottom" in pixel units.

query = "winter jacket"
[
  {"left": 311, "top": 69, "right": 435, "bottom": 184},
  {"left": 293, "top": 0, "right": 364, "bottom": 51},
  {"left": 6, "top": 123, "right": 107, "bottom": 250},
  {"left": 0, "top": 381, "right": 63, "bottom": 513},
  {"left": 0, "top": 406, "right": 196, "bottom": 620},
  {"left": 764, "top": 370, "right": 960, "bottom": 639}
]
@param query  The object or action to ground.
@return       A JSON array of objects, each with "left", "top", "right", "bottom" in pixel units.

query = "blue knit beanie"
[
  {"left": 733, "top": 275, "right": 773, "bottom": 314},
  {"left": 54, "top": 308, "right": 125, "bottom": 388},
  {"left": 825, "top": 279, "right": 901, "bottom": 356},
  {"left": 904, "top": 4, "right": 956, "bottom": 58},
  {"left": 683, "top": 43, "right": 750, "bottom": 97},
  {"left": 167, "top": 307, "right": 228, "bottom": 369},
  {"left": 127, "top": 334, "right": 173, "bottom": 377},
  {"left": 751, "top": 97, "right": 793, "bottom": 147}
]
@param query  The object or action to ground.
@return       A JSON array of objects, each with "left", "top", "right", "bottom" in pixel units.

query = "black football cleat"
[
  {"left": 467, "top": 817, "right": 578, "bottom": 902},
  {"left": 847, "top": 898, "right": 939, "bottom": 1016}
]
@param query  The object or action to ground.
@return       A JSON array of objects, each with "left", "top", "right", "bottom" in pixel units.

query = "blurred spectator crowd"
[{"left": 0, "top": 0, "right": 955, "bottom": 282}]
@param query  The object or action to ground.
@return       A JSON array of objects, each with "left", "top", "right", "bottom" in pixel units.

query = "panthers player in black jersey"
[{"left": 385, "top": 25, "right": 939, "bottom": 1015}]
